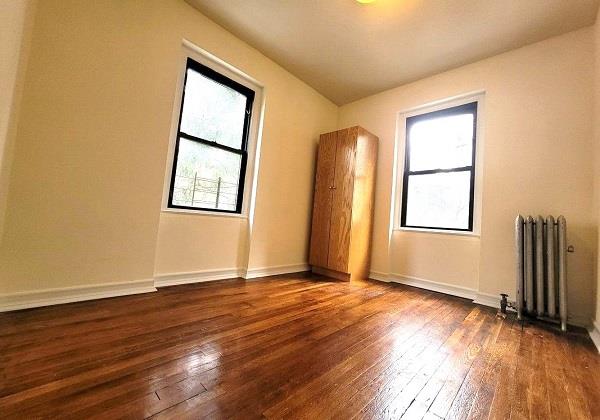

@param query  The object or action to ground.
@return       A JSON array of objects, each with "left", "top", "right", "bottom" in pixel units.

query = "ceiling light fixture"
[{"left": 356, "top": 0, "right": 376, "bottom": 4}]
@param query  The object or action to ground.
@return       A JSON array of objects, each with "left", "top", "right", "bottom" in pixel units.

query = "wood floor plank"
[
  {"left": 262, "top": 294, "right": 460, "bottom": 419},
  {"left": 0, "top": 274, "right": 598, "bottom": 419},
  {"left": 321, "top": 298, "right": 471, "bottom": 419},
  {"left": 151, "top": 286, "right": 433, "bottom": 418},
  {"left": 550, "top": 325, "right": 594, "bottom": 419},
  {"left": 527, "top": 324, "right": 550, "bottom": 419},
  {"left": 449, "top": 314, "right": 515, "bottom": 420},
  {"left": 397, "top": 307, "right": 491, "bottom": 419},
  {"left": 562, "top": 328, "right": 600, "bottom": 419},
  {"left": 71, "top": 284, "right": 382, "bottom": 417},
  {"left": 4, "top": 281, "right": 376, "bottom": 416},
  {"left": 486, "top": 319, "right": 522, "bottom": 420},
  {"left": 427, "top": 310, "right": 501, "bottom": 419}
]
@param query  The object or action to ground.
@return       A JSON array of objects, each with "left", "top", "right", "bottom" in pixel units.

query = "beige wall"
[
  {"left": 0, "top": 0, "right": 337, "bottom": 293},
  {"left": 155, "top": 58, "right": 338, "bottom": 275},
  {"left": 245, "top": 85, "right": 338, "bottom": 271},
  {"left": 0, "top": 0, "right": 36, "bottom": 243},
  {"left": 389, "top": 231, "right": 480, "bottom": 290},
  {"left": 339, "top": 28, "right": 596, "bottom": 325},
  {"left": 594, "top": 9, "right": 600, "bottom": 327}
]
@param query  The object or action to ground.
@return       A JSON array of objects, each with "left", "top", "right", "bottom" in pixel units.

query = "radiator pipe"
[
  {"left": 558, "top": 215, "right": 567, "bottom": 332},
  {"left": 535, "top": 215, "right": 545, "bottom": 316},
  {"left": 546, "top": 216, "right": 556, "bottom": 318},
  {"left": 515, "top": 215, "right": 524, "bottom": 320},
  {"left": 525, "top": 216, "right": 534, "bottom": 314}
]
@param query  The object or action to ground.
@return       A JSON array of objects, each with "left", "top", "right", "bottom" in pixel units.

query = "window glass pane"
[
  {"left": 408, "top": 113, "right": 473, "bottom": 171},
  {"left": 180, "top": 68, "right": 247, "bottom": 149},
  {"left": 405, "top": 171, "right": 471, "bottom": 229},
  {"left": 172, "top": 138, "right": 241, "bottom": 211}
]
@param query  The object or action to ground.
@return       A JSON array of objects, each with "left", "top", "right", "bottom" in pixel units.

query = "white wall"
[{"left": 339, "top": 27, "right": 596, "bottom": 325}]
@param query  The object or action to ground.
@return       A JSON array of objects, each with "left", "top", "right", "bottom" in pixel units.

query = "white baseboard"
[
  {"left": 154, "top": 263, "right": 310, "bottom": 287},
  {"left": 369, "top": 270, "right": 391, "bottom": 283},
  {"left": 0, "top": 279, "right": 156, "bottom": 312},
  {"left": 588, "top": 321, "right": 600, "bottom": 353},
  {"left": 372, "top": 273, "right": 594, "bottom": 331},
  {"left": 473, "top": 292, "right": 502, "bottom": 308},
  {"left": 154, "top": 268, "right": 243, "bottom": 287},
  {"left": 0, "top": 264, "right": 310, "bottom": 311},
  {"left": 0, "top": 263, "right": 311, "bottom": 311},
  {"left": 370, "top": 271, "right": 477, "bottom": 300},
  {"left": 370, "top": 272, "right": 503, "bottom": 309},
  {"left": 243, "top": 263, "right": 310, "bottom": 279}
]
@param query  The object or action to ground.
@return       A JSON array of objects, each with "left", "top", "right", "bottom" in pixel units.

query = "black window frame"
[
  {"left": 167, "top": 57, "right": 255, "bottom": 214},
  {"left": 400, "top": 101, "right": 478, "bottom": 232}
]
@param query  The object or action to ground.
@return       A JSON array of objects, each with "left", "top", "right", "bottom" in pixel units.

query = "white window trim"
[
  {"left": 161, "top": 39, "right": 265, "bottom": 218},
  {"left": 392, "top": 91, "right": 485, "bottom": 236}
]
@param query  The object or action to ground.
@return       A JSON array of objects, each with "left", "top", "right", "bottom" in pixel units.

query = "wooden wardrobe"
[{"left": 309, "top": 126, "right": 378, "bottom": 281}]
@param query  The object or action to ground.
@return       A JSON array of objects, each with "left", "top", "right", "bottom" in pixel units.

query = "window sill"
[
  {"left": 394, "top": 226, "right": 480, "bottom": 237},
  {"left": 161, "top": 207, "right": 248, "bottom": 219}
]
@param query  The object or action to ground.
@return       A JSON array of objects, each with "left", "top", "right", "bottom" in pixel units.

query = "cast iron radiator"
[{"left": 515, "top": 215, "right": 567, "bottom": 331}]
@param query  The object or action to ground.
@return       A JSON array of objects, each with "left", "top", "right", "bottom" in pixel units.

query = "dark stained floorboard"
[{"left": 0, "top": 273, "right": 598, "bottom": 419}]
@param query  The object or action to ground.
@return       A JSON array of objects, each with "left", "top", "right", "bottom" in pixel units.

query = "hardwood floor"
[{"left": 1, "top": 273, "right": 598, "bottom": 419}]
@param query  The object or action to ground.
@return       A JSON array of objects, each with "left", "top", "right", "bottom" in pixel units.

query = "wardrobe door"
[
  {"left": 327, "top": 128, "right": 356, "bottom": 272},
  {"left": 309, "top": 132, "right": 337, "bottom": 268}
]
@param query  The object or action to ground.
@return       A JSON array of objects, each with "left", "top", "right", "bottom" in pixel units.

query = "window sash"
[
  {"left": 401, "top": 102, "right": 477, "bottom": 231},
  {"left": 167, "top": 58, "right": 255, "bottom": 214}
]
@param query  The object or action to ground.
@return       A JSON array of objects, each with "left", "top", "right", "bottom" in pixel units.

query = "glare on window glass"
[
  {"left": 180, "top": 68, "right": 247, "bottom": 149},
  {"left": 409, "top": 113, "right": 473, "bottom": 171},
  {"left": 405, "top": 171, "right": 471, "bottom": 229}
]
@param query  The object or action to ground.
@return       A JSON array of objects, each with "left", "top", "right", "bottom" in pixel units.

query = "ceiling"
[{"left": 186, "top": 0, "right": 599, "bottom": 105}]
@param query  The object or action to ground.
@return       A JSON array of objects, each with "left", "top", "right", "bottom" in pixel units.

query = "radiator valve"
[
  {"left": 497, "top": 293, "right": 516, "bottom": 318},
  {"left": 499, "top": 293, "right": 509, "bottom": 316}
]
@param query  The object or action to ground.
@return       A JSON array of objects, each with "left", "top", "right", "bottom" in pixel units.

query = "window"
[
  {"left": 400, "top": 101, "right": 478, "bottom": 231},
  {"left": 167, "top": 58, "right": 255, "bottom": 213}
]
